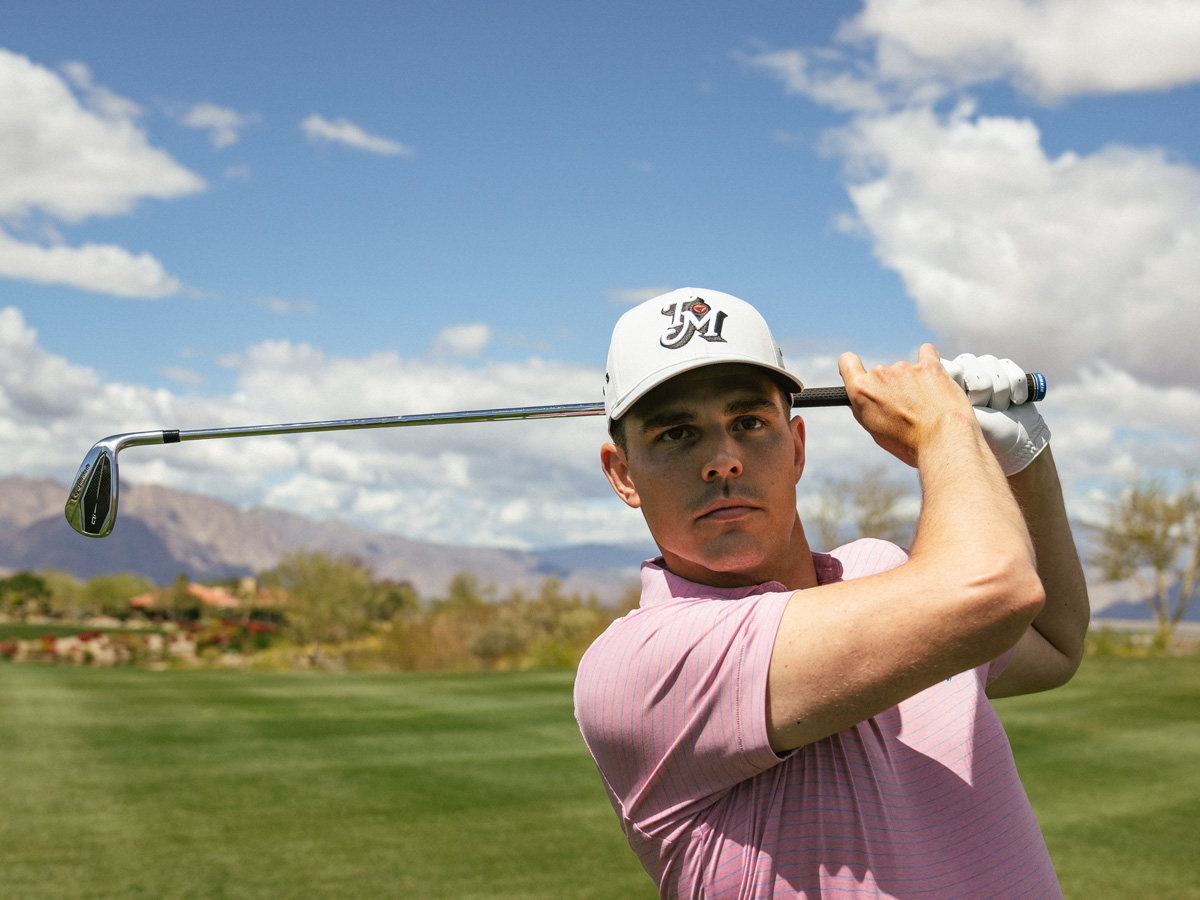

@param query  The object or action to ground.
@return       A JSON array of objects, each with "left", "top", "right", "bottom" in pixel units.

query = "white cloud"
[
  {"left": 181, "top": 102, "right": 255, "bottom": 148},
  {"left": 844, "top": 0, "right": 1200, "bottom": 103},
  {"left": 608, "top": 285, "right": 674, "bottom": 305},
  {"left": 742, "top": 0, "right": 1200, "bottom": 531},
  {"left": 745, "top": 4, "right": 1200, "bottom": 392},
  {"left": 431, "top": 323, "right": 490, "bottom": 358},
  {"left": 0, "top": 49, "right": 205, "bottom": 223},
  {"left": 259, "top": 296, "right": 317, "bottom": 315},
  {"left": 831, "top": 104, "right": 1200, "bottom": 386},
  {"left": 787, "top": 345, "right": 1200, "bottom": 542},
  {"left": 161, "top": 366, "right": 205, "bottom": 386},
  {"left": 745, "top": 1, "right": 1200, "bottom": 109},
  {"left": 1051, "top": 364, "right": 1200, "bottom": 462},
  {"left": 6, "top": 302, "right": 1194, "bottom": 550},
  {"left": 0, "top": 228, "right": 184, "bottom": 298},
  {"left": 0, "top": 301, "right": 902, "bottom": 548},
  {"left": 0, "top": 48, "right": 202, "bottom": 298},
  {"left": 205, "top": 340, "right": 642, "bottom": 544},
  {"left": 742, "top": 47, "right": 890, "bottom": 113},
  {"left": 0, "top": 311, "right": 642, "bottom": 548},
  {"left": 1031, "top": 364, "right": 1200, "bottom": 529},
  {"left": 58, "top": 60, "right": 143, "bottom": 119},
  {"left": 300, "top": 114, "right": 414, "bottom": 157},
  {"left": 0, "top": 307, "right": 100, "bottom": 419}
]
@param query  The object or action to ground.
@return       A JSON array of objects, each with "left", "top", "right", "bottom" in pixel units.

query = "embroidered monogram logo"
[{"left": 659, "top": 298, "right": 728, "bottom": 349}]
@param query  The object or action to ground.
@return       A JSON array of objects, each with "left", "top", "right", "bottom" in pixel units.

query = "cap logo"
[{"left": 659, "top": 298, "right": 728, "bottom": 349}]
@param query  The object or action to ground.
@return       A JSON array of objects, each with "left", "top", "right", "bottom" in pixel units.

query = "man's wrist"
[{"left": 915, "top": 410, "right": 996, "bottom": 472}]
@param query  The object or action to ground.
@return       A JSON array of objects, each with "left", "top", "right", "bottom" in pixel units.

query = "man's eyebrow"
[
  {"left": 726, "top": 396, "right": 781, "bottom": 416},
  {"left": 638, "top": 408, "right": 696, "bottom": 434},
  {"left": 637, "top": 394, "right": 782, "bottom": 434}
]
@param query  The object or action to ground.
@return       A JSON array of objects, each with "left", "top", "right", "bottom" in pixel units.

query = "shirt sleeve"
[{"left": 574, "top": 589, "right": 792, "bottom": 842}]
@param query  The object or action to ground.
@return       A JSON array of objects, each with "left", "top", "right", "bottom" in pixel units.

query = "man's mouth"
[{"left": 695, "top": 498, "right": 760, "bottom": 521}]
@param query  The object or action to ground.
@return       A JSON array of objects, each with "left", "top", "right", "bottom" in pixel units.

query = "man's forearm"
[{"left": 1006, "top": 447, "right": 1090, "bottom": 671}]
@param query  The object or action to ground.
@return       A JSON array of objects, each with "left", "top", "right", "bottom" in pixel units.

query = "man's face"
[{"left": 601, "top": 363, "right": 807, "bottom": 588}]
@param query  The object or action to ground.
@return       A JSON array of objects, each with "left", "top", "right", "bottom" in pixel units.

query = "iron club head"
[
  {"left": 64, "top": 443, "right": 119, "bottom": 538},
  {"left": 64, "top": 431, "right": 168, "bottom": 538}
]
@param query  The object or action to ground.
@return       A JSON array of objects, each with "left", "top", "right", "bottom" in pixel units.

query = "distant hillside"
[
  {"left": 0, "top": 477, "right": 653, "bottom": 602},
  {"left": 1092, "top": 578, "right": 1199, "bottom": 624}
]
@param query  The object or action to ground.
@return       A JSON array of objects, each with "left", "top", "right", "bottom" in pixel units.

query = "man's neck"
[{"left": 770, "top": 513, "right": 820, "bottom": 591}]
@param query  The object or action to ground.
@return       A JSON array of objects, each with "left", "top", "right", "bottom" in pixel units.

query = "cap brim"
[{"left": 608, "top": 357, "right": 804, "bottom": 420}]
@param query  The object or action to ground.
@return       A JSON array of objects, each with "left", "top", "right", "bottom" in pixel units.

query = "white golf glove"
[{"left": 942, "top": 353, "right": 1050, "bottom": 476}]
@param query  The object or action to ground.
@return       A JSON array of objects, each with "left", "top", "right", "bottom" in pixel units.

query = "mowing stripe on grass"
[
  {"left": 992, "top": 655, "right": 1200, "bottom": 900},
  {"left": 0, "top": 667, "right": 655, "bottom": 900},
  {"left": 2, "top": 657, "right": 1197, "bottom": 899}
]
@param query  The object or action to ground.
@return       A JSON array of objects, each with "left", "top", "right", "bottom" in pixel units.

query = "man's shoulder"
[{"left": 576, "top": 564, "right": 794, "bottom": 679}]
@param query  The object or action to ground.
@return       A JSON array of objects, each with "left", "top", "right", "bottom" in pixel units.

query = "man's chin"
[{"left": 668, "top": 540, "right": 776, "bottom": 588}]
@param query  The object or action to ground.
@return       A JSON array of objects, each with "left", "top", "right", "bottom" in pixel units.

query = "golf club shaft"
[
  {"left": 82, "top": 390, "right": 852, "bottom": 458},
  {"left": 62, "top": 389, "right": 853, "bottom": 539},
  {"left": 63, "top": 374, "right": 1045, "bottom": 539},
  {"left": 126, "top": 371, "right": 1047, "bottom": 447}
]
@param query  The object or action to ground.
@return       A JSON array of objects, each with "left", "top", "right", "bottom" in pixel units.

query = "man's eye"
[
  {"left": 659, "top": 426, "right": 691, "bottom": 442},
  {"left": 733, "top": 416, "right": 765, "bottom": 431}
]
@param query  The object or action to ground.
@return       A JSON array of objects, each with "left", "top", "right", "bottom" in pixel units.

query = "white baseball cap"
[{"left": 604, "top": 287, "right": 804, "bottom": 420}]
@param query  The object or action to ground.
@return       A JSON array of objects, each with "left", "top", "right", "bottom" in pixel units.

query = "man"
[{"left": 574, "top": 287, "right": 1089, "bottom": 899}]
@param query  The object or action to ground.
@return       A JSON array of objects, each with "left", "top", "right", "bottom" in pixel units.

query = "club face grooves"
[
  {"left": 64, "top": 447, "right": 118, "bottom": 538},
  {"left": 83, "top": 454, "right": 113, "bottom": 535}
]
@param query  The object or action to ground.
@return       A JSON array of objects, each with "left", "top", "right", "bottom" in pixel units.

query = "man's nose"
[{"left": 703, "top": 435, "right": 743, "bottom": 481}]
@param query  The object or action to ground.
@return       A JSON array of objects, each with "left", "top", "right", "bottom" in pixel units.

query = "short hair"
[{"left": 608, "top": 370, "right": 795, "bottom": 453}]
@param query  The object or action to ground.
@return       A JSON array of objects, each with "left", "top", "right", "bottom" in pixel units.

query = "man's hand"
[
  {"left": 838, "top": 344, "right": 978, "bottom": 468},
  {"left": 943, "top": 354, "right": 1050, "bottom": 476}
]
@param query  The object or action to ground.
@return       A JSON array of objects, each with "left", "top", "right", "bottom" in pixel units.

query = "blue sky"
[{"left": 3, "top": 0, "right": 1200, "bottom": 556}]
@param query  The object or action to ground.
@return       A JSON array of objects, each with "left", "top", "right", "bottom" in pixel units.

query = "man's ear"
[
  {"left": 600, "top": 442, "right": 642, "bottom": 509},
  {"left": 791, "top": 415, "right": 807, "bottom": 484}
]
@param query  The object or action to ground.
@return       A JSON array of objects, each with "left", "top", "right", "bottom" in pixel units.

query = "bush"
[{"left": 267, "top": 552, "right": 377, "bottom": 646}]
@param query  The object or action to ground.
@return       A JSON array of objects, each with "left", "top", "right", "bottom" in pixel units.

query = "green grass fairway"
[
  {"left": 992, "top": 654, "right": 1200, "bottom": 900},
  {"left": 0, "top": 667, "right": 655, "bottom": 900},
  {"left": 1, "top": 657, "right": 1197, "bottom": 899}
]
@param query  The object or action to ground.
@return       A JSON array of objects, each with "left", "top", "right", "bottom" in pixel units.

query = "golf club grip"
[
  {"left": 792, "top": 372, "right": 1045, "bottom": 410},
  {"left": 791, "top": 387, "right": 849, "bottom": 408}
]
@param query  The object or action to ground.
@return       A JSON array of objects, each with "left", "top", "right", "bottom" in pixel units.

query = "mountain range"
[
  {"left": 4, "top": 476, "right": 1193, "bottom": 623},
  {"left": 0, "top": 477, "right": 654, "bottom": 602}
]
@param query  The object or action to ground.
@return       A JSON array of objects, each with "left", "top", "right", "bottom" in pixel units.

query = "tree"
[
  {"left": 471, "top": 577, "right": 609, "bottom": 669},
  {"left": 466, "top": 621, "right": 525, "bottom": 669},
  {"left": 1093, "top": 475, "right": 1199, "bottom": 644},
  {"left": 370, "top": 579, "right": 420, "bottom": 621},
  {"left": 164, "top": 573, "right": 203, "bottom": 621},
  {"left": 0, "top": 572, "right": 51, "bottom": 615},
  {"left": 269, "top": 552, "right": 376, "bottom": 646},
  {"left": 432, "top": 572, "right": 492, "bottom": 615},
  {"left": 82, "top": 573, "right": 155, "bottom": 619},
  {"left": 808, "top": 465, "right": 916, "bottom": 551},
  {"left": 39, "top": 570, "right": 85, "bottom": 619}
]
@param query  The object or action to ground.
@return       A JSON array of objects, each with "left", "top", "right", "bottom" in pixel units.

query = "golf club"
[{"left": 64, "top": 373, "right": 1046, "bottom": 539}]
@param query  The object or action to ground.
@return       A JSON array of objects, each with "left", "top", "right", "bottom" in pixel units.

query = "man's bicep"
[{"left": 765, "top": 567, "right": 1026, "bottom": 753}]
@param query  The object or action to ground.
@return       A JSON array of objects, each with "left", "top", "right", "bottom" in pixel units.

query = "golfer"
[{"left": 574, "top": 288, "right": 1089, "bottom": 899}]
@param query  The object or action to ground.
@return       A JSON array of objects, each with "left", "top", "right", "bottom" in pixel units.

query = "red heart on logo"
[{"left": 691, "top": 303, "right": 708, "bottom": 316}]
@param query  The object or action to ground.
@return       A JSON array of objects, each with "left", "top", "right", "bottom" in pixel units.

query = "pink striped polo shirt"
[{"left": 574, "top": 539, "right": 1061, "bottom": 899}]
